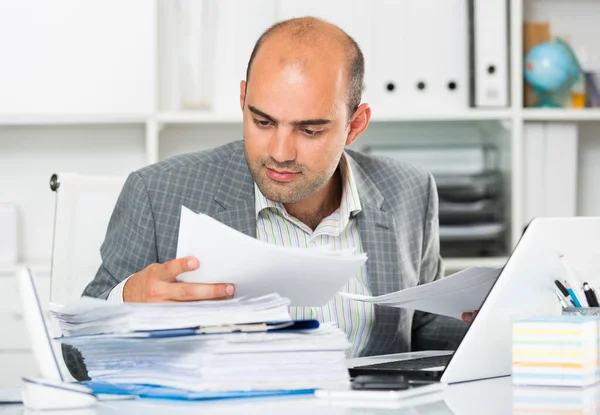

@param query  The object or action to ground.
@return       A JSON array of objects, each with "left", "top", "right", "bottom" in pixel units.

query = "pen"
[
  {"left": 554, "top": 280, "right": 576, "bottom": 307},
  {"left": 564, "top": 281, "right": 583, "bottom": 308},
  {"left": 554, "top": 290, "right": 569, "bottom": 309},
  {"left": 560, "top": 254, "right": 589, "bottom": 307},
  {"left": 583, "top": 283, "right": 599, "bottom": 307}
]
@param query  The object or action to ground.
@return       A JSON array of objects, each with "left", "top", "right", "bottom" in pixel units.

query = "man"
[{"left": 75, "top": 16, "right": 467, "bottom": 377}]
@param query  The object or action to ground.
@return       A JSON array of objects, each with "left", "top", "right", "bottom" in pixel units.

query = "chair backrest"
[{"left": 49, "top": 173, "right": 126, "bottom": 304}]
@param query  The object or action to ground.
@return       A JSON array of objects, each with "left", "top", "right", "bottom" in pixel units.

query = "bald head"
[{"left": 245, "top": 17, "right": 364, "bottom": 119}]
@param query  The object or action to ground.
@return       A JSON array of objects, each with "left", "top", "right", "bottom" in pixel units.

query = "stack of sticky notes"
[{"left": 512, "top": 316, "right": 600, "bottom": 387}]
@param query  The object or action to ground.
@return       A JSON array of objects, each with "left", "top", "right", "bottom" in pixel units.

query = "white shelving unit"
[
  {"left": 2, "top": 0, "right": 599, "bottom": 275},
  {"left": 522, "top": 109, "right": 600, "bottom": 121},
  {"left": 1, "top": 0, "right": 599, "bottom": 275},
  {"left": 2, "top": 0, "right": 600, "bottom": 386}
]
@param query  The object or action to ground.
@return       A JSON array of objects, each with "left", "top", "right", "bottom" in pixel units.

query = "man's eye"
[
  {"left": 302, "top": 128, "right": 323, "bottom": 137},
  {"left": 252, "top": 118, "right": 271, "bottom": 128}
]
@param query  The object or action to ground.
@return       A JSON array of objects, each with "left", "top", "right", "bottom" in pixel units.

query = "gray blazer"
[{"left": 82, "top": 140, "right": 467, "bottom": 356}]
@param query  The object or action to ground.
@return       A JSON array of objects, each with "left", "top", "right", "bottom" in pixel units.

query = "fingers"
[
  {"left": 126, "top": 258, "right": 233, "bottom": 303},
  {"left": 461, "top": 311, "right": 479, "bottom": 323},
  {"left": 158, "top": 257, "right": 199, "bottom": 282},
  {"left": 165, "top": 282, "right": 235, "bottom": 302}
]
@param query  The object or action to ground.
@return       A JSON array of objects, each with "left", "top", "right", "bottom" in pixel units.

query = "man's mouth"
[{"left": 265, "top": 167, "right": 301, "bottom": 183}]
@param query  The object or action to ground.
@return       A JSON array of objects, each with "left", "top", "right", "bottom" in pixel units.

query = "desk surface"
[{"left": 3, "top": 376, "right": 597, "bottom": 415}]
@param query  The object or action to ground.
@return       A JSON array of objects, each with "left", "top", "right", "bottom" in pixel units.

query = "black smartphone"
[{"left": 351, "top": 374, "right": 410, "bottom": 391}]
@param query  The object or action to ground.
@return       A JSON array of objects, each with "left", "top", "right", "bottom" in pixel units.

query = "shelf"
[
  {"left": 156, "top": 112, "right": 242, "bottom": 124},
  {"left": 370, "top": 109, "right": 513, "bottom": 122},
  {"left": 443, "top": 257, "right": 507, "bottom": 272},
  {"left": 522, "top": 109, "right": 600, "bottom": 121},
  {"left": 157, "top": 109, "right": 513, "bottom": 125},
  {"left": 0, "top": 114, "right": 150, "bottom": 126},
  {"left": 0, "top": 109, "right": 514, "bottom": 126}
]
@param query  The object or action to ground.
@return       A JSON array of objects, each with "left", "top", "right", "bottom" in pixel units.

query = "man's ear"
[
  {"left": 239, "top": 80, "right": 247, "bottom": 110},
  {"left": 345, "top": 103, "right": 371, "bottom": 146}
]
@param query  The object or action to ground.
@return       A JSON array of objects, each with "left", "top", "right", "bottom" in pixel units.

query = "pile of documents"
[
  {"left": 50, "top": 294, "right": 351, "bottom": 393},
  {"left": 512, "top": 316, "right": 600, "bottom": 387},
  {"left": 342, "top": 267, "right": 501, "bottom": 320}
]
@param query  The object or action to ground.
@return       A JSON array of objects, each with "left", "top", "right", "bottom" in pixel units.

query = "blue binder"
[{"left": 84, "top": 381, "right": 316, "bottom": 401}]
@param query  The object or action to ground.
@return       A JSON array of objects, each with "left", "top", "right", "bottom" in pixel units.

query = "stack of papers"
[
  {"left": 51, "top": 293, "right": 291, "bottom": 336},
  {"left": 51, "top": 294, "right": 351, "bottom": 393},
  {"left": 512, "top": 316, "right": 600, "bottom": 387},
  {"left": 341, "top": 267, "right": 502, "bottom": 320},
  {"left": 175, "top": 206, "right": 367, "bottom": 306}
]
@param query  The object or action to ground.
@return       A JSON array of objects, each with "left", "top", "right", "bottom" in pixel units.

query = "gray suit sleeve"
[
  {"left": 82, "top": 172, "right": 158, "bottom": 299},
  {"left": 411, "top": 173, "right": 469, "bottom": 351}
]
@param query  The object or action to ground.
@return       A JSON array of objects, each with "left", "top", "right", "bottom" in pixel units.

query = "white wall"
[{"left": 0, "top": 0, "right": 156, "bottom": 115}]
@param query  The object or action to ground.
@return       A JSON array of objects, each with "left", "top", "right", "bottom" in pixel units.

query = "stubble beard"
[{"left": 247, "top": 156, "right": 331, "bottom": 204}]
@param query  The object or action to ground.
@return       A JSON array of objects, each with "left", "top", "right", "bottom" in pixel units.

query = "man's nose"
[{"left": 269, "top": 127, "right": 297, "bottom": 163}]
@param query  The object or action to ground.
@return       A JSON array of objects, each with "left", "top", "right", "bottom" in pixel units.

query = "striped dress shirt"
[
  {"left": 108, "top": 153, "right": 375, "bottom": 357},
  {"left": 254, "top": 153, "right": 374, "bottom": 358}
]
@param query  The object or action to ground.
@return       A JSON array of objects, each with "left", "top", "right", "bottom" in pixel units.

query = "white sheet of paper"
[
  {"left": 175, "top": 207, "right": 367, "bottom": 307},
  {"left": 341, "top": 267, "right": 501, "bottom": 319}
]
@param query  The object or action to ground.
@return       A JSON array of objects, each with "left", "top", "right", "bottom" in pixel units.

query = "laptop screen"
[{"left": 17, "top": 267, "right": 64, "bottom": 382}]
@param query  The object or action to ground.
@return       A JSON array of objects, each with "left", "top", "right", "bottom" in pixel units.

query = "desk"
[
  {"left": 0, "top": 377, "right": 533, "bottom": 415},
  {"left": 3, "top": 376, "right": 600, "bottom": 414}
]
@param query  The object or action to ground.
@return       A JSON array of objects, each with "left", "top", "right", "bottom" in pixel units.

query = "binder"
[
  {"left": 469, "top": 0, "right": 509, "bottom": 107},
  {"left": 524, "top": 123, "right": 545, "bottom": 225},
  {"left": 427, "top": 0, "right": 469, "bottom": 110},
  {"left": 212, "top": 0, "right": 278, "bottom": 115},
  {"left": 372, "top": 0, "right": 468, "bottom": 113},
  {"left": 524, "top": 122, "right": 579, "bottom": 224},
  {"left": 523, "top": 22, "right": 550, "bottom": 107},
  {"left": 545, "top": 123, "right": 578, "bottom": 217},
  {"left": 175, "top": 0, "right": 219, "bottom": 110}
]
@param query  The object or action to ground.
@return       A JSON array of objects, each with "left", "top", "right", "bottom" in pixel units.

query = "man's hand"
[
  {"left": 461, "top": 311, "right": 478, "bottom": 323},
  {"left": 123, "top": 256, "right": 235, "bottom": 303}
]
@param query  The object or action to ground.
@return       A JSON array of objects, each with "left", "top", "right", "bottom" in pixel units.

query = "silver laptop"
[{"left": 348, "top": 217, "right": 600, "bottom": 384}]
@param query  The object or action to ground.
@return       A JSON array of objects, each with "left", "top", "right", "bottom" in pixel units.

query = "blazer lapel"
[
  {"left": 356, "top": 208, "right": 400, "bottom": 296},
  {"left": 348, "top": 155, "right": 401, "bottom": 296},
  {"left": 210, "top": 145, "right": 257, "bottom": 238},
  {"left": 348, "top": 154, "right": 404, "bottom": 356}
]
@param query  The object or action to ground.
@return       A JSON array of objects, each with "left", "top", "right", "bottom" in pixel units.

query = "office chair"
[{"left": 49, "top": 173, "right": 125, "bottom": 305}]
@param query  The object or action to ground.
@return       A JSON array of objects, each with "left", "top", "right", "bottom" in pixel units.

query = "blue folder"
[
  {"left": 84, "top": 381, "right": 315, "bottom": 401},
  {"left": 59, "top": 319, "right": 321, "bottom": 340}
]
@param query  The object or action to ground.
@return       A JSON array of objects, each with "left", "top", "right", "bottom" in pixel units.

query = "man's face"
[{"left": 240, "top": 46, "right": 351, "bottom": 204}]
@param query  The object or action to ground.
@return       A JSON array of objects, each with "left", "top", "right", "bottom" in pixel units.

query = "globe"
[{"left": 524, "top": 39, "right": 580, "bottom": 107}]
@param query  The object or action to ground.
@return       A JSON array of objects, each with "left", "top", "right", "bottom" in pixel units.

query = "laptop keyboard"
[{"left": 352, "top": 354, "right": 452, "bottom": 371}]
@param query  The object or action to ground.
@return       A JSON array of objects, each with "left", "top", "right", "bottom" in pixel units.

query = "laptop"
[
  {"left": 16, "top": 266, "right": 66, "bottom": 383},
  {"left": 0, "top": 267, "right": 68, "bottom": 403},
  {"left": 348, "top": 217, "right": 600, "bottom": 384}
]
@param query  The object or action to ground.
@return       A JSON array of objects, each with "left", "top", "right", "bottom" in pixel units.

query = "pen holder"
[{"left": 562, "top": 307, "right": 600, "bottom": 316}]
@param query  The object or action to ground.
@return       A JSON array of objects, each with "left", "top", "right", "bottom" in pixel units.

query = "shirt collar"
[{"left": 254, "top": 152, "right": 362, "bottom": 222}]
